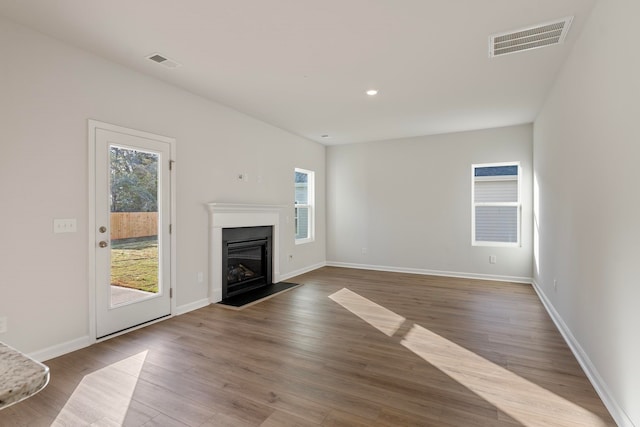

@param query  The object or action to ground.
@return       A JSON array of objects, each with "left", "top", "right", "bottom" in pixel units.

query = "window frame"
[
  {"left": 294, "top": 168, "right": 315, "bottom": 245},
  {"left": 471, "top": 161, "right": 521, "bottom": 247}
]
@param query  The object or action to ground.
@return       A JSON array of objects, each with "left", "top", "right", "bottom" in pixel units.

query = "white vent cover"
[
  {"left": 146, "top": 53, "right": 182, "bottom": 69},
  {"left": 489, "top": 16, "right": 573, "bottom": 58}
]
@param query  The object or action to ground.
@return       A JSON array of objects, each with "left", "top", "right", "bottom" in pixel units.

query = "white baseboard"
[
  {"left": 280, "top": 262, "right": 327, "bottom": 282},
  {"left": 326, "top": 261, "right": 532, "bottom": 284},
  {"left": 29, "top": 335, "right": 93, "bottom": 363},
  {"left": 531, "top": 279, "right": 633, "bottom": 427},
  {"left": 28, "top": 298, "right": 211, "bottom": 362},
  {"left": 175, "top": 298, "right": 211, "bottom": 315}
]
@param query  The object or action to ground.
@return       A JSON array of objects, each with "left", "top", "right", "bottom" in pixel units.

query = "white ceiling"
[{"left": 0, "top": 0, "right": 597, "bottom": 145}]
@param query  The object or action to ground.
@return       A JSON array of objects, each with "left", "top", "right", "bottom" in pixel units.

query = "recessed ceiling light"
[{"left": 366, "top": 89, "right": 379, "bottom": 96}]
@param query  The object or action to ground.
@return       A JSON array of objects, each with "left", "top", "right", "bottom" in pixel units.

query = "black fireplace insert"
[{"left": 221, "top": 226, "right": 273, "bottom": 299}]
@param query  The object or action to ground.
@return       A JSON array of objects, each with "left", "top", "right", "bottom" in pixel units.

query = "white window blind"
[
  {"left": 475, "top": 206, "right": 518, "bottom": 243},
  {"left": 472, "top": 163, "right": 520, "bottom": 246},
  {"left": 474, "top": 178, "right": 517, "bottom": 203},
  {"left": 295, "top": 168, "right": 314, "bottom": 243}
]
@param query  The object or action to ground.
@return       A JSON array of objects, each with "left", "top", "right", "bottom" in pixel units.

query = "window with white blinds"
[
  {"left": 295, "top": 168, "right": 315, "bottom": 244},
  {"left": 472, "top": 163, "right": 520, "bottom": 246}
]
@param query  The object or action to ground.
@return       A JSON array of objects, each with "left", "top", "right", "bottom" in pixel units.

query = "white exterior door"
[{"left": 91, "top": 122, "right": 173, "bottom": 339}]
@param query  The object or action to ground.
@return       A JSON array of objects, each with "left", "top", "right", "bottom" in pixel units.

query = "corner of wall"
[{"left": 531, "top": 280, "right": 634, "bottom": 427}]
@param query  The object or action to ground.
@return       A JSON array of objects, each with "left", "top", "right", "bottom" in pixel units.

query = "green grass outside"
[{"left": 111, "top": 238, "right": 159, "bottom": 293}]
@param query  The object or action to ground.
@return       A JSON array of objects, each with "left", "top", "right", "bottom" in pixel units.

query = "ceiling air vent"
[
  {"left": 489, "top": 16, "right": 573, "bottom": 58},
  {"left": 146, "top": 53, "right": 182, "bottom": 69}
]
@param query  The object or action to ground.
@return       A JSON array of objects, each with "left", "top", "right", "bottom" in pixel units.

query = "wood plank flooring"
[{"left": 0, "top": 267, "right": 615, "bottom": 426}]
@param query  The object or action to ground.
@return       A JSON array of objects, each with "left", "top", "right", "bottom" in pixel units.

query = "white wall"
[
  {"left": 533, "top": 0, "right": 639, "bottom": 425},
  {"left": 327, "top": 124, "right": 533, "bottom": 281},
  {"left": 0, "top": 16, "right": 325, "bottom": 355}
]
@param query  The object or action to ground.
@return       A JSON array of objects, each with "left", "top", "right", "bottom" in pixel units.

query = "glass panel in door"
[{"left": 109, "top": 146, "right": 160, "bottom": 307}]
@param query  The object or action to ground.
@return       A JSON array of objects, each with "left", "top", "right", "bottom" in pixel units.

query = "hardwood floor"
[{"left": 0, "top": 267, "right": 615, "bottom": 426}]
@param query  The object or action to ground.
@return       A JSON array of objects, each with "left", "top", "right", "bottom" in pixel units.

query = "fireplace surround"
[{"left": 207, "top": 203, "right": 283, "bottom": 303}]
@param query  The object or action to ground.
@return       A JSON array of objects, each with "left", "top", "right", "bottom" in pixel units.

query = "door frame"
[{"left": 88, "top": 120, "right": 177, "bottom": 341}]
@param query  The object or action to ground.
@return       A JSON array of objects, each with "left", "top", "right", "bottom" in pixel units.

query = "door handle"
[{"left": 99, "top": 241, "right": 108, "bottom": 248}]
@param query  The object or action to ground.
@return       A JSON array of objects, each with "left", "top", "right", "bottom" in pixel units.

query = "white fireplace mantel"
[{"left": 206, "top": 203, "right": 285, "bottom": 302}]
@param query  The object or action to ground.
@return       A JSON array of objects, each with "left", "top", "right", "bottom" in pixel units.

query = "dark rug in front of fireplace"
[{"left": 218, "top": 282, "right": 300, "bottom": 310}]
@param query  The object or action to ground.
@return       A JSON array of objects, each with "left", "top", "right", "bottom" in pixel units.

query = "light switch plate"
[{"left": 54, "top": 218, "right": 77, "bottom": 233}]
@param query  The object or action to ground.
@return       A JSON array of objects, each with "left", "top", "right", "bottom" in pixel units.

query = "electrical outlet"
[
  {"left": 489, "top": 255, "right": 497, "bottom": 264},
  {"left": 54, "top": 218, "right": 77, "bottom": 233},
  {"left": 361, "top": 247, "right": 368, "bottom": 255},
  {"left": 553, "top": 279, "right": 558, "bottom": 292},
  {"left": 288, "top": 254, "right": 293, "bottom": 262},
  {"left": 197, "top": 272, "right": 204, "bottom": 283},
  {"left": 0, "top": 317, "right": 7, "bottom": 334}
]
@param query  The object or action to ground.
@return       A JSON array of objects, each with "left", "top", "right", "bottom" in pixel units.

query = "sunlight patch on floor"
[
  {"left": 328, "top": 288, "right": 406, "bottom": 336},
  {"left": 402, "top": 324, "right": 608, "bottom": 426},
  {"left": 52, "top": 350, "right": 148, "bottom": 426},
  {"left": 329, "top": 288, "right": 608, "bottom": 427}
]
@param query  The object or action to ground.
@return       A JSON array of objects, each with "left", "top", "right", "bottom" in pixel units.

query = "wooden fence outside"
[{"left": 110, "top": 212, "right": 158, "bottom": 240}]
